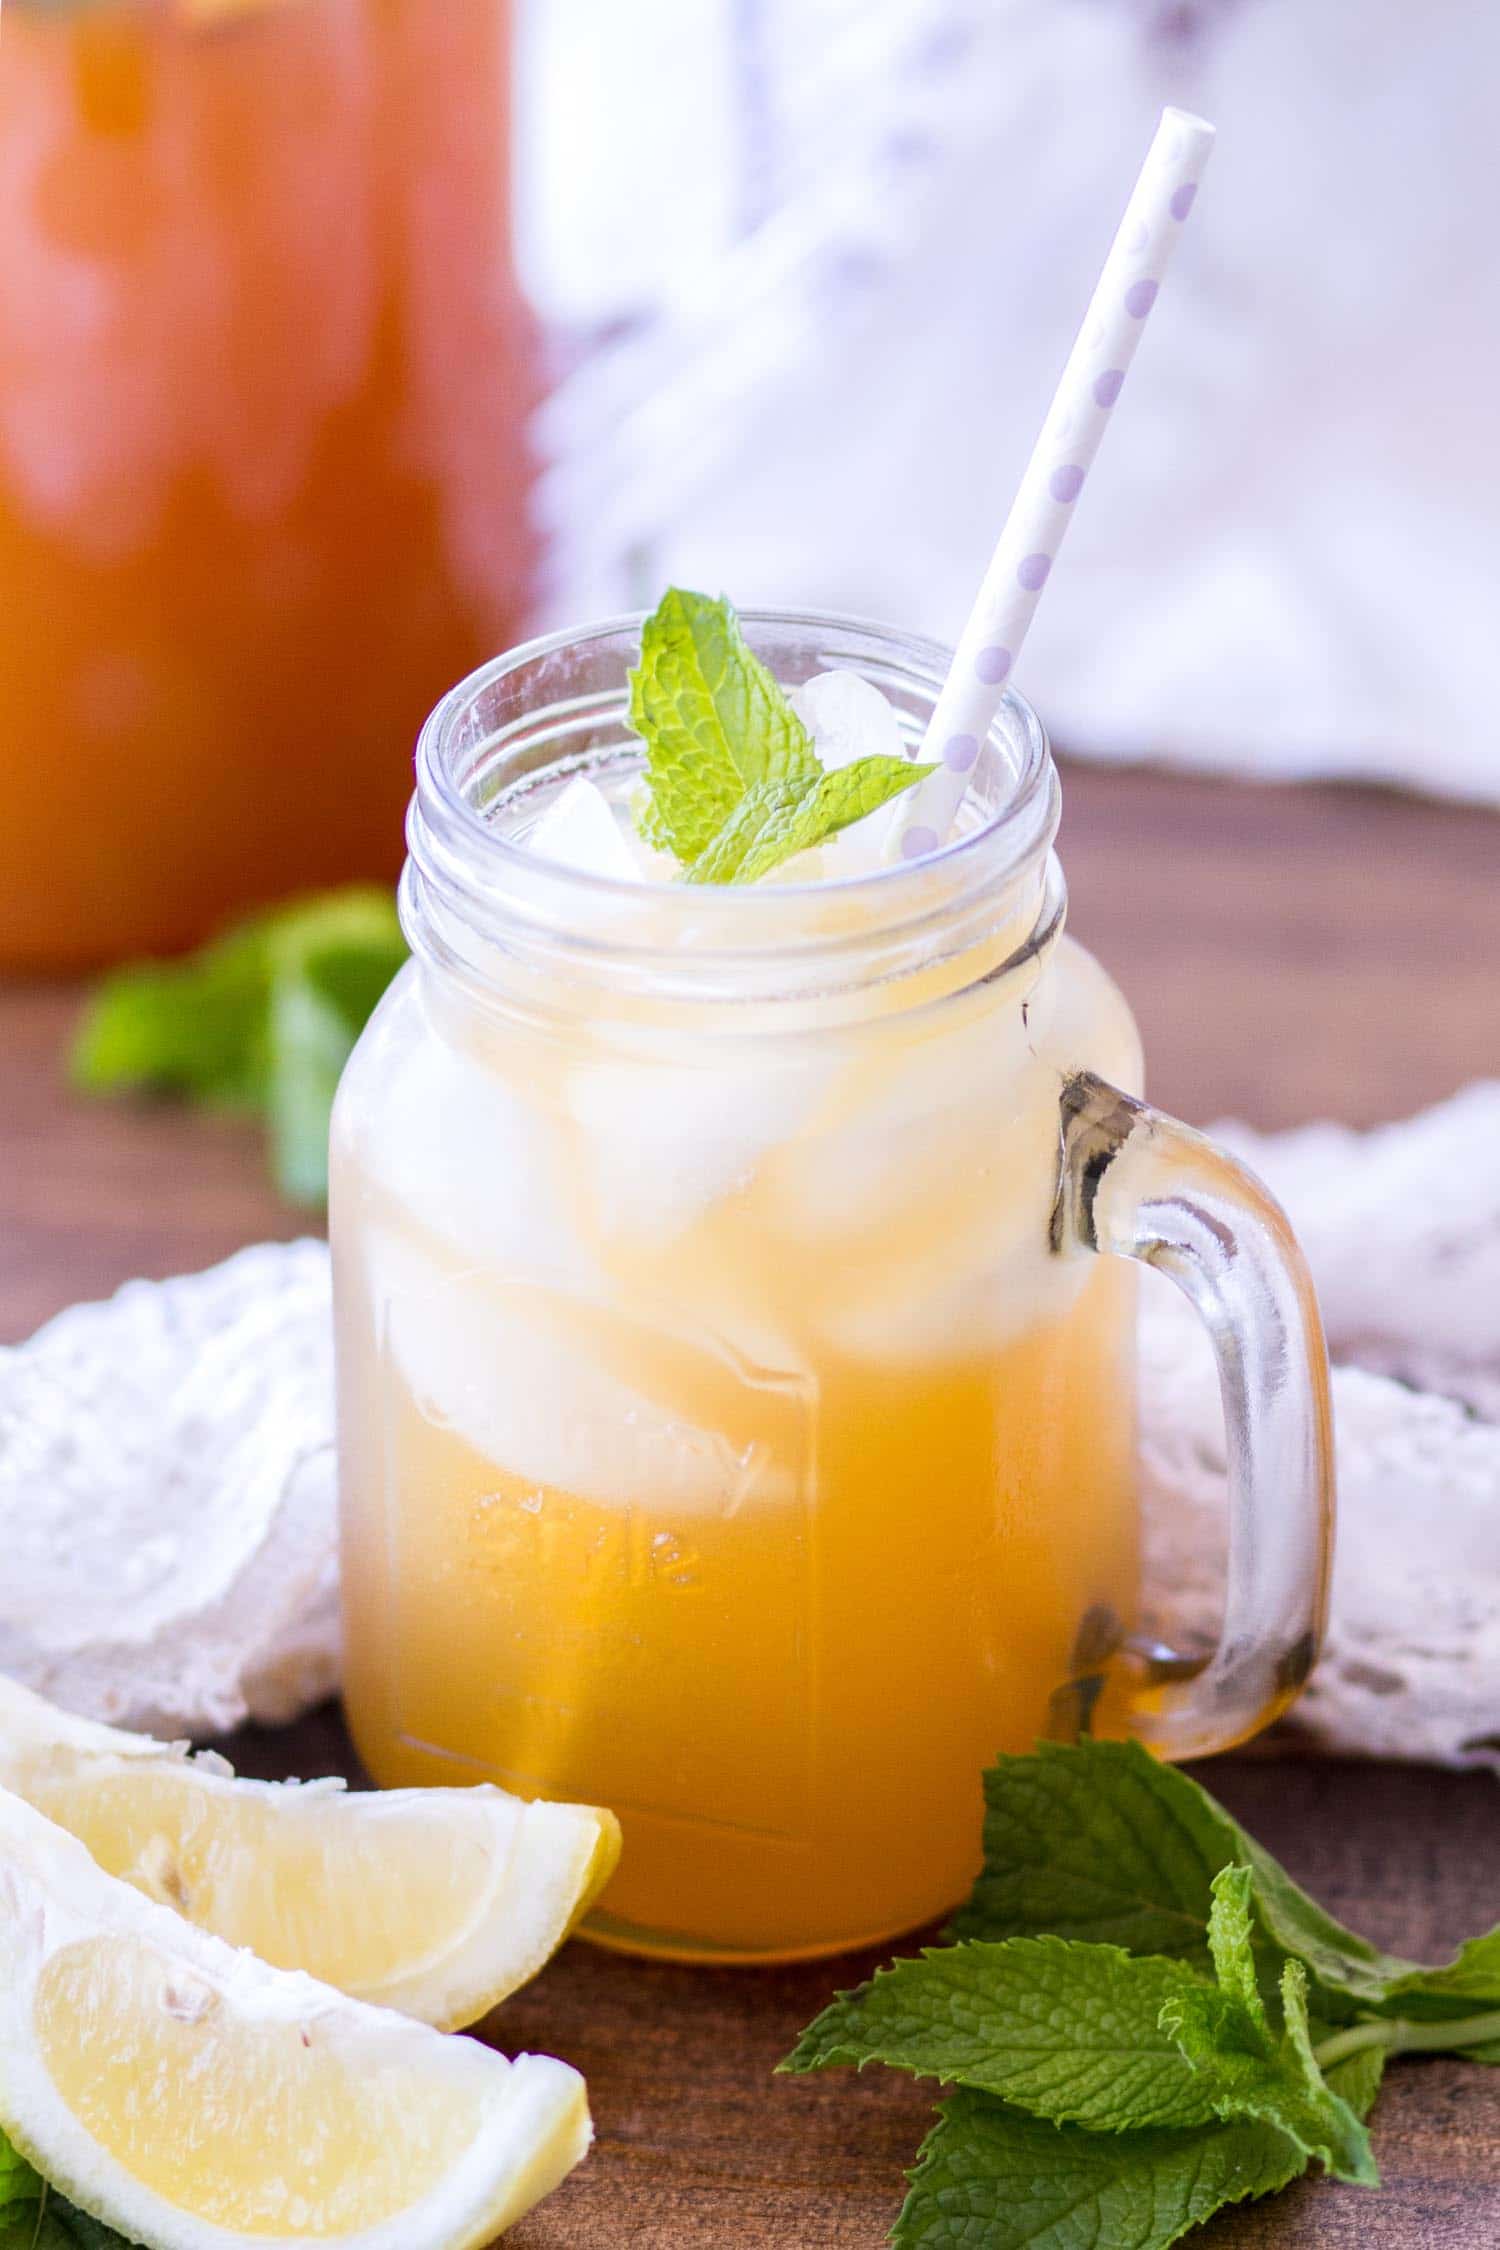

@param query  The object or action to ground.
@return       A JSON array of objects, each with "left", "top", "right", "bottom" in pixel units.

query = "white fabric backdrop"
[{"left": 527, "top": 0, "right": 1500, "bottom": 804}]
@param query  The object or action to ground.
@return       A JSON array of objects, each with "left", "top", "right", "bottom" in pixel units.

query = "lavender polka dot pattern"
[{"left": 886, "top": 106, "right": 1215, "bottom": 865}]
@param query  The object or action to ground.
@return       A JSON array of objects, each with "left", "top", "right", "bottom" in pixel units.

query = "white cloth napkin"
[
  {"left": 539, "top": 0, "right": 1500, "bottom": 805},
  {"left": 3, "top": 1083, "right": 1497, "bottom": 1762}
]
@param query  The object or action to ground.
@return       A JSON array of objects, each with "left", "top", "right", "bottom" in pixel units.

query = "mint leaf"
[
  {"left": 890, "top": 2045, "right": 1385, "bottom": 2250},
  {"left": 72, "top": 922, "right": 272, "bottom": 1110},
  {"left": 1204, "top": 1862, "right": 1263, "bottom": 2021},
  {"left": 265, "top": 926, "right": 406, "bottom": 1204},
  {"left": 73, "top": 886, "right": 407, "bottom": 1210},
  {"left": 1323, "top": 2042, "right": 1387, "bottom": 2119},
  {"left": 39, "top": 2209, "right": 137, "bottom": 2249},
  {"left": 892, "top": 2090, "right": 1304, "bottom": 2250},
  {"left": 784, "top": 1747, "right": 1417, "bottom": 2247},
  {"left": 1160, "top": 1872, "right": 1377, "bottom": 2186},
  {"left": 1374, "top": 1929, "right": 1500, "bottom": 2036},
  {"left": 785, "top": 1898, "right": 1381, "bottom": 2172},
  {"left": 0, "top": 2209, "right": 135, "bottom": 2250},
  {"left": 785, "top": 1939, "right": 1226, "bottom": 2132},
  {"left": 627, "top": 589, "right": 818, "bottom": 863},
  {"left": 951, "top": 1740, "right": 1440, "bottom": 2024},
  {"left": 626, "top": 588, "right": 930, "bottom": 880},
  {"left": 0, "top": 2136, "right": 41, "bottom": 2209},
  {"left": 0, "top": 2138, "right": 136, "bottom": 2249},
  {"left": 951, "top": 1741, "right": 1246, "bottom": 1967},
  {"left": 689, "top": 756, "right": 930, "bottom": 884},
  {"left": 684, "top": 775, "right": 808, "bottom": 883}
]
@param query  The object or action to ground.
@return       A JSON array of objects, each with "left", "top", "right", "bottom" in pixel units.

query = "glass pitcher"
[{"left": 0, "top": 0, "right": 534, "bottom": 966}]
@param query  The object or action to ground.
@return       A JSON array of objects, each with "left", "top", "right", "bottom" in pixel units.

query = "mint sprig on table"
[
  {"left": 628, "top": 588, "right": 931, "bottom": 880},
  {"left": 0, "top": 2138, "right": 133, "bottom": 2248},
  {"left": 785, "top": 1741, "right": 1500, "bottom": 2246},
  {"left": 72, "top": 887, "right": 407, "bottom": 1209}
]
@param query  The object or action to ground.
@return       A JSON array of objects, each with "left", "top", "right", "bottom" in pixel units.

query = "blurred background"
[{"left": 3, "top": 0, "right": 1496, "bottom": 975}]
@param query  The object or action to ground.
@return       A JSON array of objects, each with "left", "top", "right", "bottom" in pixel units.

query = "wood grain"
[
  {"left": 215, "top": 1708, "right": 1500, "bottom": 2250},
  {"left": 3, "top": 761, "right": 1499, "bottom": 2245}
]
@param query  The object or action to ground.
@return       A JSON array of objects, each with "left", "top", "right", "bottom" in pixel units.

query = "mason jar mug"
[{"left": 330, "top": 612, "right": 1335, "bottom": 1964}]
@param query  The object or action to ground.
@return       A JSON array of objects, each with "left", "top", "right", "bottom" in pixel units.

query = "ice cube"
[
  {"left": 353, "top": 1014, "right": 596, "bottom": 1291},
  {"left": 369, "top": 1228, "right": 805, "bottom": 1515},
  {"left": 790, "top": 669, "right": 916, "bottom": 880},
  {"left": 791, "top": 669, "right": 906, "bottom": 770},
  {"left": 818, "top": 810, "right": 890, "bottom": 881},
  {"left": 528, "top": 774, "right": 642, "bottom": 879},
  {"left": 566, "top": 1044, "right": 837, "bottom": 1249}
]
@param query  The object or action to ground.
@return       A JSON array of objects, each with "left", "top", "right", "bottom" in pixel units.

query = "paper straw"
[{"left": 888, "top": 106, "right": 1216, "bottom": 861}]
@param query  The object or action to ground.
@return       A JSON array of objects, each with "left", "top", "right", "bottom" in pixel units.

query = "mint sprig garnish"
[
  {"left": 628, "top": 589, "right": 931, "bottom": 880},
  {"left": 784, "top": 1740, "right": 1500, "bottom": 2246}
]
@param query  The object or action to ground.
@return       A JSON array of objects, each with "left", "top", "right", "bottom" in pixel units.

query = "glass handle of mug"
[{"left": 1056, "top": 1071, "right": 1336, "bottom": 1760}]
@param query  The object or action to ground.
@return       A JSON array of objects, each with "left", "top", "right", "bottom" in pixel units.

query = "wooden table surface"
[{"left": 4, "top": 761, "right": 1499, "bottom": 2247}]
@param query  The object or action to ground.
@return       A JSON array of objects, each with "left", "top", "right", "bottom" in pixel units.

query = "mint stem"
[{"left": 1314, "top": 2008, "right": 1500, "bottom": 2069}]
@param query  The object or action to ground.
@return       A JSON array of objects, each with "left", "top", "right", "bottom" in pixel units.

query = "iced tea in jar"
[{"left": 331, "top": 608, "right": 1334, "bottom": 1963}]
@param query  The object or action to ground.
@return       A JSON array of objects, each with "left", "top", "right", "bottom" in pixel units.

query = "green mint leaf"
[
  {"left": 785, "top": 1938, "right": 1232, "bottom": 2133},
  {"left": 39, "top": 2208, "right": 137, "bottom": 2249},
  {"left": 890, "top": 2047, "right": 1384, "bottom": 2250},
  {"left": 688, "top": 757, "right": 931, "bottom": 884},
  {"left": 0, "top": 2145, "right": 136, "bottom": 2249},
  {"left": 1372, "top": 1928, "right": 1500, "bottom": 2030},
  {"left": 951, "top": 1740, "right": 1438, "bottom": 2025},
  {"left": 1159, "top": 1873, "right": 1378, "bottom": 2187},
  {"left": 0, "top": 2150, "right": 40, "bottom": 2216},
  {"left": 72, "top": 887, "right": 406, "bottom": 1211},
  {"left": 1192, "top": 1864, "right": 1272, "bottom": 2047},
  {"left": 71, "top": 921, "right": 273, "bottom": 1110},
  {"left": 265, "top": 923, "right": 407, "bottom": 1205},
  {"left": 1323, "top": 2042, "right": 1387, "bottom": 2120},
  {"left": 891, "top": 2088, "right": 1305, "bottom": 2250},
  {"left": 685, "top": 775, "right": 810, "bottom": 883},
  {"left": 1238, "top": 1836, "right": 1422, "bottom": 2020},
  {"left": 627, "top": 589, "right": 818, "bottom": 863},
  {"left": 951, "top": 1741, "right": 1248, "bottom": 1967}
]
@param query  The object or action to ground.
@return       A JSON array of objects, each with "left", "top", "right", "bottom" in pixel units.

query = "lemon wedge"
[
  {"left": 0, "top": 1677, "right": 619, "bottom": 2031},
  {"left": 0, "top": 1784, "right": 589, "bottom": 2248}
]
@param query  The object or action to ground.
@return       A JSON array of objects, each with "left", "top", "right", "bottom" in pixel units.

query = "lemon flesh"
[
  {"left": 0, "top": 1677, "right": 619, "bottom": 2029},
  {"left": 0, "top": 1785, "right": 590, "bottom": 2249},
  {"left": 40, "top": 1935, "right": 482, "bottom": 2234}
]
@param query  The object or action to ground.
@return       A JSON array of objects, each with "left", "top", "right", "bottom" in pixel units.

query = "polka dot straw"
[{"left": 888, "top": 107, "right": 1216, "bottom": 861}]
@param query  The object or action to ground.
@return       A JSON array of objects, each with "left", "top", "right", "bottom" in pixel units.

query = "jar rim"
[
  {"left": 416, "top": 606, "right": 1053, "bottom": 887},
  {"left": 404, "top": 606, "right": 1063, "bottom": 1016}
]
